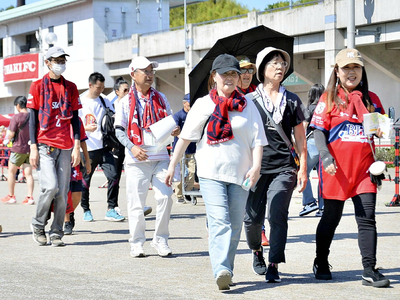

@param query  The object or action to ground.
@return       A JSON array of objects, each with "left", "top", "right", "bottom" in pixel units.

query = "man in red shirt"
[{"left": 27, "top": 46, "right": 81, "bottom": 247}]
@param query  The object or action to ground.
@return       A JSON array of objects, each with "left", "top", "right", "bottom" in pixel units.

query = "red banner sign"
[{"left": 3, "top": 53, "right": 39, "bottom": 83}]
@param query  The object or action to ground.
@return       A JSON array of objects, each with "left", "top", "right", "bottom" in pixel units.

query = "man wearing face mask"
[{"left": 27, "top": 46, "right": 82, "bottom": 247}]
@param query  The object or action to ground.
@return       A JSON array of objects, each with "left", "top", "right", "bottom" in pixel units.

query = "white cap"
[
  {"left": 45, "top": 46, "right": 69, "bottom": 60},
  {"left": 129, "top": 56, "right": 159, "bottom": 72}
]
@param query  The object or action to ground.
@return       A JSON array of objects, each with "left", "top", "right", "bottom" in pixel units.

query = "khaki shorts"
[{"left": 10, "top": 152, "right": 30, "bottom": 167}]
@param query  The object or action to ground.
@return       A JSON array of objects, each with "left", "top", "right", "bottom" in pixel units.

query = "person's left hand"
[
  {"left": 171, "top": 126, "right": 181, "bottom": 137},
  {"left": 165, "top": 165, "right": 175, "bottom": 187},
  {"left": 375, "top": 127, "right": 383, "bottom": 138},
  {"left": 71, "top": 147, "right": 81, "bottom": 167},
  {"left": 297, "top": 168, "right": 307, "bottom": 193},
  {"left": 85, "top": 158, "right": 91, "bottom": 174},
  {"left": 245, "top": 166, "right": 261, "bottom": 189}
]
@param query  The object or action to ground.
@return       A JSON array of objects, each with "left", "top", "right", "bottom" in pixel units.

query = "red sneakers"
[
  {"left": 1, "top": 195, "right": 16, "bottom": 204},
  {"left": 22, "top": 196, "right": 35, "bottom": 205},
  {"left": 261, "top": 230, "right": 270, "bottom": 246}
]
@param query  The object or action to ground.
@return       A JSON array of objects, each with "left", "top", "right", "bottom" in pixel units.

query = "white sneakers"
[
  {"left": 130, "top": 244, "right": 145, "bottom": 258},
  {"left": 216, "top": 270, "right": 232, "bottom": 291},
  {"left": 150, "top": 240, "right": 172, "bottom": 257},
  {"left": 130, "top": 240, "right": 172, "bottom": 257}
]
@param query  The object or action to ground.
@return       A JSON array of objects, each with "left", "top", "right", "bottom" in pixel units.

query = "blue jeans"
[
  {"left": 199, "top": 178, "right": 248, "bottom": 278},
  {"left": 302, "top": 138, "right": 323, "bottom": 209}
]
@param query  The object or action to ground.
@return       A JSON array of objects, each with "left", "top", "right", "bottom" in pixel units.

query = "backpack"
[{"left": 99, "top": 96, "right": 121, "bottom": 150}]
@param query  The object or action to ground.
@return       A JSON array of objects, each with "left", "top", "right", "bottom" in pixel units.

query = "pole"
[
  {"left": 386, "top": 123, "right": 400, "bottom": 206},
  {"left": 347, "top": 0, "right": 356, "bottom": 48},
  {"left": 184, "top": 0, "right": 188, "bottom": 65}
]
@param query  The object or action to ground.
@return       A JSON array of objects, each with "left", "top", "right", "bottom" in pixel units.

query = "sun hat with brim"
[
  {"left": 255, "top": 47, "right": 291, "bottom": 81},
  {"left": 335, "top": 48, "right": 364, "bottom": 68},
  {"left": 45, "top": 46, "right": 69, "bottom": 60},
  {"left": 211, "top": 54, "right": 241, "bottom": 75},
  {"left": 129, "top": 56, "right": 159, "bottom": 72}
]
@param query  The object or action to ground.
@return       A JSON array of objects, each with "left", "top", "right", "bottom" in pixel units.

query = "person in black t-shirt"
[{"left": 243, "top": 47, "right": 309, "bottom": 283}]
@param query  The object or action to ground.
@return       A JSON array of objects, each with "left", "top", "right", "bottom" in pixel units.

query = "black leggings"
[{"left": 316, "top": 193, "right": 377, "bottom": 268}]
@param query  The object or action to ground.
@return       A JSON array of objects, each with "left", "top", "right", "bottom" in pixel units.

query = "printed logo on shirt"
[
  {"left": 339, "top": 123, "right": 368, "bottom": 143},
  {"left": 315, "top": 102, "right": 325, "bottom": 114},
  {"left": 52, "top": 102, "right": 60, "bottom": 109}
]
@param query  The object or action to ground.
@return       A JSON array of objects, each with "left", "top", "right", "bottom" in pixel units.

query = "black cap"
[{"left": 211, "top": 54, "right": 241, "bottom": 74}]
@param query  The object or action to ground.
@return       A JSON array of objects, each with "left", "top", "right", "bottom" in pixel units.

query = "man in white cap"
[
  {"left": 27, "top": 46, "right": 81, "bottom": 247},
  {"left": 114, "top": 56, "right": 180, "bottom": 257}
]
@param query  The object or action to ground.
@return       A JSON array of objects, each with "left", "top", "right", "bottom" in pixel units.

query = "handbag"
[
  {"left": 247, "top": 92, "right": 300, "bottom": 171},
  {"left": 367, "top": 136, "right": 388, "bottom": 190}
]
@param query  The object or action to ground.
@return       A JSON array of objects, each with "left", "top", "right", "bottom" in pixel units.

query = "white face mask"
[{"left": 51, "top": 63, "right": 66, "bottom": 76}]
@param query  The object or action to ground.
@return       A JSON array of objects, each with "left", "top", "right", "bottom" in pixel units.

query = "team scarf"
[
  {"left": 237, "top": 83, "right": 257, "bottom": 96},
  {"left": 127, "top": 84, "right": 167, "bottom": 145},
  {"left": 206, "top": 88, "right": 247, "bottom": 145},
  {"left": 39, "top": 73, "right": 72, "bottom": 131},
  {"left": 337, "top": 85, "right": 369, "bottom": 123}
]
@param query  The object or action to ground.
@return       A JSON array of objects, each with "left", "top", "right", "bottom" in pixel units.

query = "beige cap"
[
  {"left": 335, "top": 48, "right": 364, "bottom": 68},
  {"left": 236, "top": 55, "right": 256, "bottom": 68}
]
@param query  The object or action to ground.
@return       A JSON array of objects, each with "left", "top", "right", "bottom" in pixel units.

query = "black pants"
[
  {"left": 244, "top": 170, "right": 297, "bottom": 264},
  {"left": 113, "top": 145, "right": 125, "bottom": 190},
  {"left": 81, "top": 148, "right": 119, "bottom": 212},
  {"left": 316, "top": 193, "right": 377, "bottom": 268}
]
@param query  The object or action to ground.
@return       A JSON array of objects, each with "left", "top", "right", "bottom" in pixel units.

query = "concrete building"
[{"left": 1, "top": 0, "right": 400, "bottom": 117}]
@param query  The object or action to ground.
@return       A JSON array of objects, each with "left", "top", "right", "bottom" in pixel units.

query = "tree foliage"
[
  {"left": 0, "top": 5, "right": 15, "bottom": 12},
  {"left": 266, "top": 0, "right": 317, "bottom": 11},
  {"left": 170, "top": 0, "right": 249, "bottom": 28}
]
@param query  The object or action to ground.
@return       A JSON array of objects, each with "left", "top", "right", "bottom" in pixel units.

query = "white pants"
[{"left": 125, "top": 160, "right": 173, "bottom": 250}]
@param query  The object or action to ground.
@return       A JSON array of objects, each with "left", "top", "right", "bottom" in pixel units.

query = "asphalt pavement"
[{"left": 0, "top": 170, "right": 399, "bottom": 299}]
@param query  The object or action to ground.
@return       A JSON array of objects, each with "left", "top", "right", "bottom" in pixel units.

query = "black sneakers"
[
  {"left": 313, "top": 258, "right": 332, "bottom": 280},
  {"left": 252, "top": 247, "right": 267, "bottom": 275},
  {"left": 64, "top": 221, "right": 73, "bottom": 235},
  {"left": 362, "top": 267, "right": 390, "bottom": 287},
  {"left": 265, "top": 263, "right": 281, "bottom": 283}
]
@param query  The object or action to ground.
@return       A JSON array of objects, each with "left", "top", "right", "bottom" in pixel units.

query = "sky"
[{"left": 1, "top": 0, "right": 278, "bottom": 12}]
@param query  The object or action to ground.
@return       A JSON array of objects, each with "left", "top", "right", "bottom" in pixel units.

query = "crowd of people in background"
[{"left": 0, "top": 44, "right": 391, "bottom": 290}]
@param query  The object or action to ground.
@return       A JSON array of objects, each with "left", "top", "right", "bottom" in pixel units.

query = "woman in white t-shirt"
[{"left": 165, "top": 54, "right": 267, "bottom": 291}]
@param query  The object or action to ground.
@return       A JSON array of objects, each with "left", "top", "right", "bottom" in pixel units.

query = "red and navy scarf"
[
  {"left": 237, "top": 83, "right": 257, "bottom": 96},
  {"left": 337, "top": 85, "right": 368, "bottom": 123},
  {"left": 39, "top": 73, "right": 72, "bottom": 131},
  {"left": 127, "top": 85, "right": 168, "bottom": 145},
  {"left": 207, "top": 88, "right": 247, "bottom": 145}
]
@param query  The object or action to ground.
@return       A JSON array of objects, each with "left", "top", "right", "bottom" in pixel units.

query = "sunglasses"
[{"left": 240, "top": 68, "right": 255, "bottom": 74}]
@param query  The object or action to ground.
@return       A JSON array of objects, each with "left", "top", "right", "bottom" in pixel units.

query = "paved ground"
[{"left": 0, "top": 170, "right": 399, "bottom": 299}]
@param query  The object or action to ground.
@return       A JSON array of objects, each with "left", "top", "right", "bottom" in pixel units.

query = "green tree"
[
  {"left": 0, "top": 5, "right": 15, "bottom": 12},
  {"left": 266, "top": 0, "right": 316, "bottom": 11},
  {"left": 170, "top": 0, "right": 248, "bottom": 27}
]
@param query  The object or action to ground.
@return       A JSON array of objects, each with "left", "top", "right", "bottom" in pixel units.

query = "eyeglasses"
[
  {"left": 51, "top": 59, "right": 66, "bottom": 65},
  {"left": 220, "top": 71, "right": 239, "bottom": 78},
  {"left": 240, "top": 68, "right": 255, "bottom": 74},
  {"left": 267, "top": 61, "right": 288, "bottom": 69},
  {"left": 135, "top": 69, "right": 156, "bottom": 76}
]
